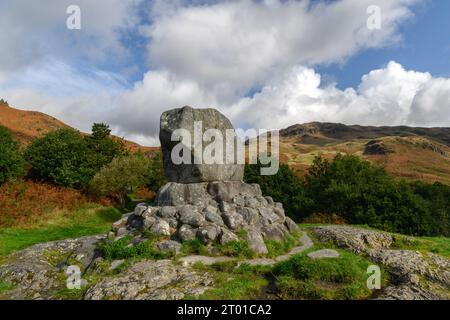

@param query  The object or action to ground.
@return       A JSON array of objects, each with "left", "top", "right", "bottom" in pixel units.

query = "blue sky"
[
  {"left": 1, "top": 0, "right": 449, "bottom": 146},
  {"left": 318, "top": 0, "right": 450, "bottom": 89},
  {"left": 79, "top": 0, "right": 450, "bottom": 90}
]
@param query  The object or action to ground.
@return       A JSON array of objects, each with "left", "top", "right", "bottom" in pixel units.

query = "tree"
[
  {"left": 244, "top": 162, "right": 311, "bottom": 219},
  {"left": 0, "top": 98, "right": 9, "bottom": 106},
  {"left": 91, "top": 123, "right": 111, "bottom": 140},
  {"left": 0, "top": 125, "right": 25, "bottom": 184},
  {"left": 24, "top": 124, "right": 125, "bottom": 189},
  {"left": 25, "top": 128, "right": 94, "bottom": 188},
  {"left": 84, "top": 123, "right": 126, "bottom": 173},
  {"left": 146, "top": 151, "right": 166, "bottom": 192},
  {"left": 304, "top": 154, "right": 449, "bottom": 236},
  {"left": 89, "top": 154, "right": 151, "bottom": 207}
]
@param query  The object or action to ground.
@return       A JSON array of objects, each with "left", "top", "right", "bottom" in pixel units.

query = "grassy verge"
[
  {"left": 273, "top": 249, "right": 388, "bottom": 300},
  {"left": 392, "top": 235, "right": 450, "bottom": 258},
  {"left": 98, "top": 233, "right": 173, "bottom": 261},
  {"left": 301, "top": 223, "right": 450, "bottom": 258},
  {"left": 0, "top": 205, "right": 121, "bottom": 257},
  {"left": 0, "top": 280, "right": 15, "bottom": 294},
  {"left": 192, "top": 262, "right": 270, "bottom": 300},
  {"left": 265, "top": 233, "right": 298, "bottom": 258}
]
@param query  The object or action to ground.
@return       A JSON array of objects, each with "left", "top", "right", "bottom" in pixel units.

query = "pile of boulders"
[
  {"left": 109, "top": 106, "right": 299, "bottom": 255},
  {"left": 111, "top": 180, "right": 299, "bottom": 254}
]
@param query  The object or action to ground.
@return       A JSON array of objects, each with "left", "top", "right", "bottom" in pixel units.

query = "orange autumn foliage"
[{"left": 0, "top": 180, "right": 95, "bottom": 228}]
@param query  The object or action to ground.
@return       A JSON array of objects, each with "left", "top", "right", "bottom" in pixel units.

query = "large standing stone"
[{"left": 159, "top": 106, "right": 244, "bottom": 183}]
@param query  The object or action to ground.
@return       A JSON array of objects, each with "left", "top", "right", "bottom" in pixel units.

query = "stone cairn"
[{"left": 110, "top": 106, "right": 299, "bottom": 255}]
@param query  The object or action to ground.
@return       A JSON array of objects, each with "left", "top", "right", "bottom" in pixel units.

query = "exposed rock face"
[
  {"left": 310, "top": 226, "right": 450, "bottom": 300},
  {"left": 84, "top": 260, "right": 213, "bottom": 300},
  {"left": 363, "top": 140, "right": 394, "bottom": 155},
  {"left": 0, "top": 236, "right": 104, "bottom": 300},
  {"left": 0, "top": 236, "right": 212, "bottom": 300},
  {"left": 159, "top": 106, "right": 244, "bottom": 183},
  {"left": 307, "top": 249, "right": 340, "bottom": 259}
]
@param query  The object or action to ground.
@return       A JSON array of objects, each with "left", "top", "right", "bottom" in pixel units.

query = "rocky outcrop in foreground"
[
  {"left": 311, "top": 226, "right": 450, "bottom": 300},
  {"left": 0, "top": 226, "right": 448, "bottom": 300},
  {"left": 0, "top": 236, "right": 213, "bottom": 300}
]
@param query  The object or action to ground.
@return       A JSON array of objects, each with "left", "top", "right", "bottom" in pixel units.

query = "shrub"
[
  {"left": 181, "top": 239, "right": 210, "bottom": 256},
  {"left": 304, "top": 154, "right": 450, "bottom": 236},
  {"left": 98, "top": 235, "right": 172, "bottom": 260},
  {"left": 0, "top": 125, "right": 25, "bottom": 184},
  {"left": 146, "top": 151, "right": 166, "bottom": 192},
  {"left": 24, "top": 124, "right": 124, "bottom": 188},
  {"left": 89, "top": 154, "right": 151, "bottom": 206},
  {"left": 244, "top": 163, "right": 312, "bottom": 219},
  {"left": 0, "top": 180, "right": 92, "bottom": 228},
  {"left": 245, "top": 153, "right": 450, "bottom": 237},
  {"left": 84, "top": 123, "right": 126, "bottom": 172},
  {"left": 264, "top": 234, "right": 297, "bottom": 258},
  {"left": 217, "top": 240, "right": 255, "bottom": 259},
  {"left": 25, "top": 128, "right": 93, "bottom": 188}
]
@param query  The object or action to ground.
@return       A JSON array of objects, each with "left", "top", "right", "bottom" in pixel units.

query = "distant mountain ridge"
[
  {"left": 280, "top": 122, "right": 450, "bottom": 147},
  {"left": 277, "top": 122, "right": 450, "bottom": 185}
]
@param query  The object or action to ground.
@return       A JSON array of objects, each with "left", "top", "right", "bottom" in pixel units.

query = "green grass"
[
  {"left": 392, "top": 235, "right": 450, "bottom": 258},
  {"left": 181, "top": 239, "right": 210, "bottom": 256},
  {"left": 0, "top": 280, "right": 15, "bottom": 295},
  {"left": 52, "top": 287, "right": 85, "bottom": 300},
  {"left": 265, "top": 234, "right": 298, "bottom": 258},
  {"left": 193, "top": 262, "right": 269, "bottom": 300},
  {"left": 0, "top": 206, "right": 121, "bottom": 257},
  {"left": 273, "top": 250, "right": 388, "bottom": 300},
  {"left": 216, "top": 240, "right": 255, "bottom": 259},
  {"left": 98, "top": 233, "right": 173, "bottom": 261}
]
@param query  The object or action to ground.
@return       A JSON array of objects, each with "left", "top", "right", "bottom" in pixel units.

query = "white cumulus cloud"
[
  {"left": 2, "top": 0, "right": 449, "bottom": 147},
  {"left": 229, "top": 61, "right": 449, "bottom": 131}
]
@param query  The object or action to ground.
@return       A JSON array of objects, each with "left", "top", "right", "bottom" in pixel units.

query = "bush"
[
  {"left": 0, "top": 180, "right": 92, "bottom": 228},
  {"left": 89, "top": 154, "right": 151, "bottom": 206},
  {"left": 25, "top": 128, "right": 93, "bottom": 188},
  {"left": 0, "top": 125, "right": 25, "bottom": 184},
  {"left": 244, "top": 163, "right": 312, "bottom": 219},
  {"left": 181, "top": 239, "right": 210, "bottom": 256},
  {"left": 24, "top": 124, "right": 124, "bottom": 188},
  {"left": 146, "top": 151, "right": 166, "bottom": 192},
  {"left": 98, "top": 235, "right": 172, "bottom": 260},
  {"left": 304, "top": 154, "right": 450, "bottom": 236},
  {"left": 245, "top": 153, "right": 450, "bottom": 237},
  {"left": 217, "top": 240, "right": 255, "bottom": 259}
]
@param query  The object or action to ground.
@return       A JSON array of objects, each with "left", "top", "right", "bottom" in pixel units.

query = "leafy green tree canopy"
[
  {"left": 24, "top": 123, "right": 124, "bottom": 188},
  {"left": 89, "top": 154, "right": 151, "bottom": 206},
  {"left": 25, "top": 128, "right": 93, "bottom": 188},
  {"left": 0, "top": 125, "right": 25, "bottom": 184}
]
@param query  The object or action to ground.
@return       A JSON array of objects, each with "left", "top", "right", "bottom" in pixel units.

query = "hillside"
[
  {"left": 278, "top": 122, "right": 450, "bottom": 185},
  {"left": 2, "top": 101, "right": 449, "bottom": 185},
  {"left": 0, "top": 102, "right": 154, "bottom": 152}
]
